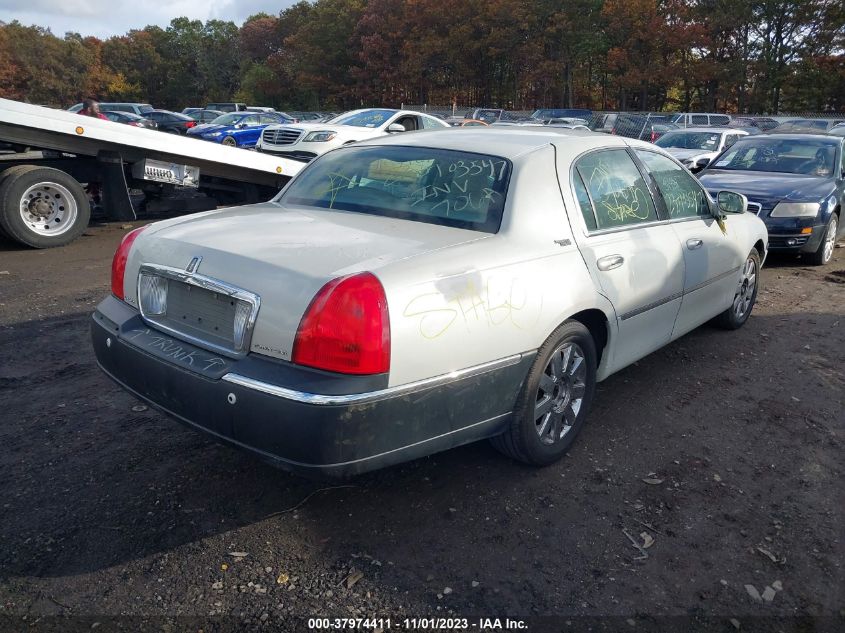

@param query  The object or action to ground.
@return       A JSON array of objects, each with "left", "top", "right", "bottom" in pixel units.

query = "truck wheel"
[{"left": 0, "top": 165, "right": 91, "bottom": 248}]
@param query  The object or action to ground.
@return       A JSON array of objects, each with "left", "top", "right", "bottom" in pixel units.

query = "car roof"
[
  {"left": 354, "top": 127, "right": 636, "bottom": 160},
  {"left": 670, "top": 127, "right": 746, "bottom": 133},
  {"left": 747, "top": 133, "right": 841, "bottom": 143}
]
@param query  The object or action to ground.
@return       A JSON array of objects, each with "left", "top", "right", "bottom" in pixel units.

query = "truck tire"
[
  {"left": 0, "top": 165, "right": 38, "bottom": 240},
  {"left": 0, "top": 165, "right": 91, "bottom": 248}
]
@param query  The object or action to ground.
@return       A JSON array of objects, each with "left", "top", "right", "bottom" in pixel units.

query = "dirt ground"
[{"left": 0, "top": 221, "right": 843, "bottom": 633}]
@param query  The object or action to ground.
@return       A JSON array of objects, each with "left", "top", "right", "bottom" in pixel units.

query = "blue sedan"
[
  {"left": 186, "top": 112, "right": 294, "bottom": 148},
  {"left": 699, "top": 134, "right": 844, "bottom": 265}
]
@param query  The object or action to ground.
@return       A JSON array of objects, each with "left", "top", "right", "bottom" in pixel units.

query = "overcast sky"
[{"left": 1, "top": 0, "right": 299, "bottom": 39}]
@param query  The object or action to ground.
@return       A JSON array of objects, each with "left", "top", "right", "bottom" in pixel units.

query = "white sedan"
[
  {"left": 655, "top": 127, "right": 749, "bottom": 172},
  {"left": 92, "top": 129, "right": 767, "bottom": 477},
  {"left": 255, "top": 108, "right": 450, "bottom": 162}
]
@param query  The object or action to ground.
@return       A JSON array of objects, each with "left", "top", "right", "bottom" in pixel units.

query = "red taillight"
[
  {"left": 650, "top": 131, "right": 657, "bottom": 143},
  {"left": 292, "top": 272, "right": 390, "bottom": 375},
  {"left": 129, "top": 122, "right": 141, "bottom": 127},
  {"left": 111, "top": 226, "right": 147, "bottom": 301},
  {"left": 185, "top": 121, "right": 197, "bottom": 128}
]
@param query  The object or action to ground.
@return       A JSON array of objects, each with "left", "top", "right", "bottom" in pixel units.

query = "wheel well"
[
  {"left": 569, "top": 309, "right": 609, "bottom": 365},
  {"left": 753, "top": 239, "right": 766, "bottom": 259}
]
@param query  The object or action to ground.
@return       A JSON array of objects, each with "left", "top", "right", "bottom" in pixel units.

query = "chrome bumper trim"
[{"left": 221, "top": 353, "right": 528, "bottom": 406}]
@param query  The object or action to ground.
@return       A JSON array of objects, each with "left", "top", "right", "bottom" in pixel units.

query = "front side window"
[
  {"left": 280, "top": 146, "right": 511, "bottom": 233},
  {"left": 574, "top": 149, "right": 658, "bottom": 230},
  {"left": 636, "top": 150, "right": 710, "bottom": 219}
]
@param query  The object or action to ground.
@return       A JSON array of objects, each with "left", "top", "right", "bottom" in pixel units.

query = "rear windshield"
[{"left": 279, "top": 145, "right": 512, "bottom": 233}]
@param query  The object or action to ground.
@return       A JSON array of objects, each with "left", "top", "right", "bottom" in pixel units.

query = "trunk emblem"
[{"left": 186, "top": 256, "right": 203, "bottom": 273}]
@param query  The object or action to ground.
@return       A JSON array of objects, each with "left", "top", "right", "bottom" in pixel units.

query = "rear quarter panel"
[{"left": 377, "top": 146, "right": 613, "bottom": 387}]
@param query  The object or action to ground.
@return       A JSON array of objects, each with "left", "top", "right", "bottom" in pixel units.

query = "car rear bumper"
[{"left": 91, "top": 295, "right": 531, "bottom": 478}]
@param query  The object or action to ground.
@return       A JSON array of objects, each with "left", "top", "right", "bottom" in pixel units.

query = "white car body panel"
[
  {"left": 662, "top": 127, "right": 749, "bottom": 170},
  {"left": 123, "top": 129, "right": 768, "bottom": 389}
]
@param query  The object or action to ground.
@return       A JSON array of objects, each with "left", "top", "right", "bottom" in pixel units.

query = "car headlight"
[
  {"left": 770, "top": 202, "right": 820, "bottom": 218},
  {"left": 303, "top": 131, "right": 337, "bottom": 142},
  {"left": 207, "top": 131, "right": 223, "bottom": 137}
]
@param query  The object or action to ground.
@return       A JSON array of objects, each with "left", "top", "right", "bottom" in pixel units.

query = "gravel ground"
[{"left": 0, "top": 222, "right": 843, "bottom": 633}]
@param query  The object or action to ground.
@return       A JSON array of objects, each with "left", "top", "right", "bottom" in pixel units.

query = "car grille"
[{"left": 262, "top": 128, "right": 303, "bottom": 146}]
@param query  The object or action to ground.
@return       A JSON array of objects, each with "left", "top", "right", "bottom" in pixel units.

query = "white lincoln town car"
[{"left": 92, "top": 129, "right": 767, "bottom": 477}]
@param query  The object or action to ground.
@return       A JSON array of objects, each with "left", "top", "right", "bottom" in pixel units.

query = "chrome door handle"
[
  {"left": 686, "top": 238, "right": 704, "bottom": 250},
  {"left": 597, "top": 255, "right": 624, "bottom": 271}
]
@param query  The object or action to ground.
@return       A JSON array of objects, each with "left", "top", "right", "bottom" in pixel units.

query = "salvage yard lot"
[{"left": 0, "top": 223, "right": 843, "bottom": 630}]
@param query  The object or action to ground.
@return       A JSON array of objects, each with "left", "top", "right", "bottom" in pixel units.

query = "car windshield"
[
  {"left": 655, "top": 132, "right": 722, "bottom": 150},
  {"left": 279, "top": 145, "right": 512, "bottom": 233},
  {"left": 210, "top": 113, "right": 245, "bottom": 126},
  {"left": 328, "top": 110, "right": 396, "bottom": 128},
  {"left": 710, "top": 138, "right": 838, "bottom": 175}
]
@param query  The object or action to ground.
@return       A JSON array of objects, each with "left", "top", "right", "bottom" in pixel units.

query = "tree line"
[{"left": 1, "top": 0, "right": 843, "bottom": 114}]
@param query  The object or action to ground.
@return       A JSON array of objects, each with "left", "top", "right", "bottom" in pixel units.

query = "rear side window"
[
  {"left": 574, "top": 149, "right": 658, "bottom": 230},
  {"left": 635, "top": 150, "right": 710, "bottom": 219},
  {"left": 281, "top": 145, "right": 511, "bottom": 233},
  {"left": 571, "top": 170, "right": 597, "bottom": 231},
  {"left": 421, "top": 116, "right": 442, "bottom": 129},
  {"left": 710, "top": 115, "right": 730, "bottom": 126},
  {"left": 691, "top": 114, "right": 708, "bottom": 125}
]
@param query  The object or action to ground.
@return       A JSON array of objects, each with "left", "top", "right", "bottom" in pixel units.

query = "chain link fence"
[{"left": 402, "top": 105, "right": 845, "bottom": 135}]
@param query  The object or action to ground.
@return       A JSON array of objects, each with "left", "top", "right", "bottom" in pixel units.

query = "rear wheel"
[
  {"left": 716, "top": 249, "right": 760, "bottom": 329},
  {"left": 808, "top": 213, "right": 838, "bottom": 266},
  {"left": 0, "top": 165, "right": 90, "bottom": 248},
  {"left": 491, "top": 321, "right": 597, "bottom": 466},
  {"left": 222, "top": 136, "right": 237, "bottom": 147}
]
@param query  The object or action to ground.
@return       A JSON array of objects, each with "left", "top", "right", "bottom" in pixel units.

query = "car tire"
[
  {"left": 222, "top": 136, "right": 237, "bottom": 147},
  {"left": 716, "top": 249, "right": 761, "bottom": 330},
  {"left": 491, "top": 320, "right": 597, "bottom": 466},
  {"left": 0, "top": 165, "right": 91, "bottom": 248},
  {"left": 808, "top": 213, "right": 838, "bottom": 266}
]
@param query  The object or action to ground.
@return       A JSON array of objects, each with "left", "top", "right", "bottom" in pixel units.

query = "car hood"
[
  {"left": 127, "top": 202, "right": 487, "bottom": 361},
  {"left": 664, "top": 148, "right": 717, "bottom": 161},
  {"left": 697, "top": 170, "right": 835, "bottom": 201},
  {"left": 265, "top": 121, "right": 383, "bottom": 134}
]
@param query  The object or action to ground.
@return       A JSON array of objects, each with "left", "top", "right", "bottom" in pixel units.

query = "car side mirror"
[
  {"left": 717, "top": 191, "right": 748, "bottom": 215},
  {"left": 387, "top": 123, "right": 406, "bottom": 133},
  {"left": 236, "top": 123, "right": 247, "bottom": 129}
]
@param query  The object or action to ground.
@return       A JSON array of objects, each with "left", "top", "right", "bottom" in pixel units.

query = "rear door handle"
[
  {"left": 597, "top": 255, "right": 624, "bottom": 271},
  {"left": 687, "top": 238, "right": 703, "bottom": 250}
]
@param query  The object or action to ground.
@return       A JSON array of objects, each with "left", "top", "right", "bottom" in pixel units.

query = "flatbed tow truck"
[{"left": 0, "top": 98, "right": 305, "bottom": 248}]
